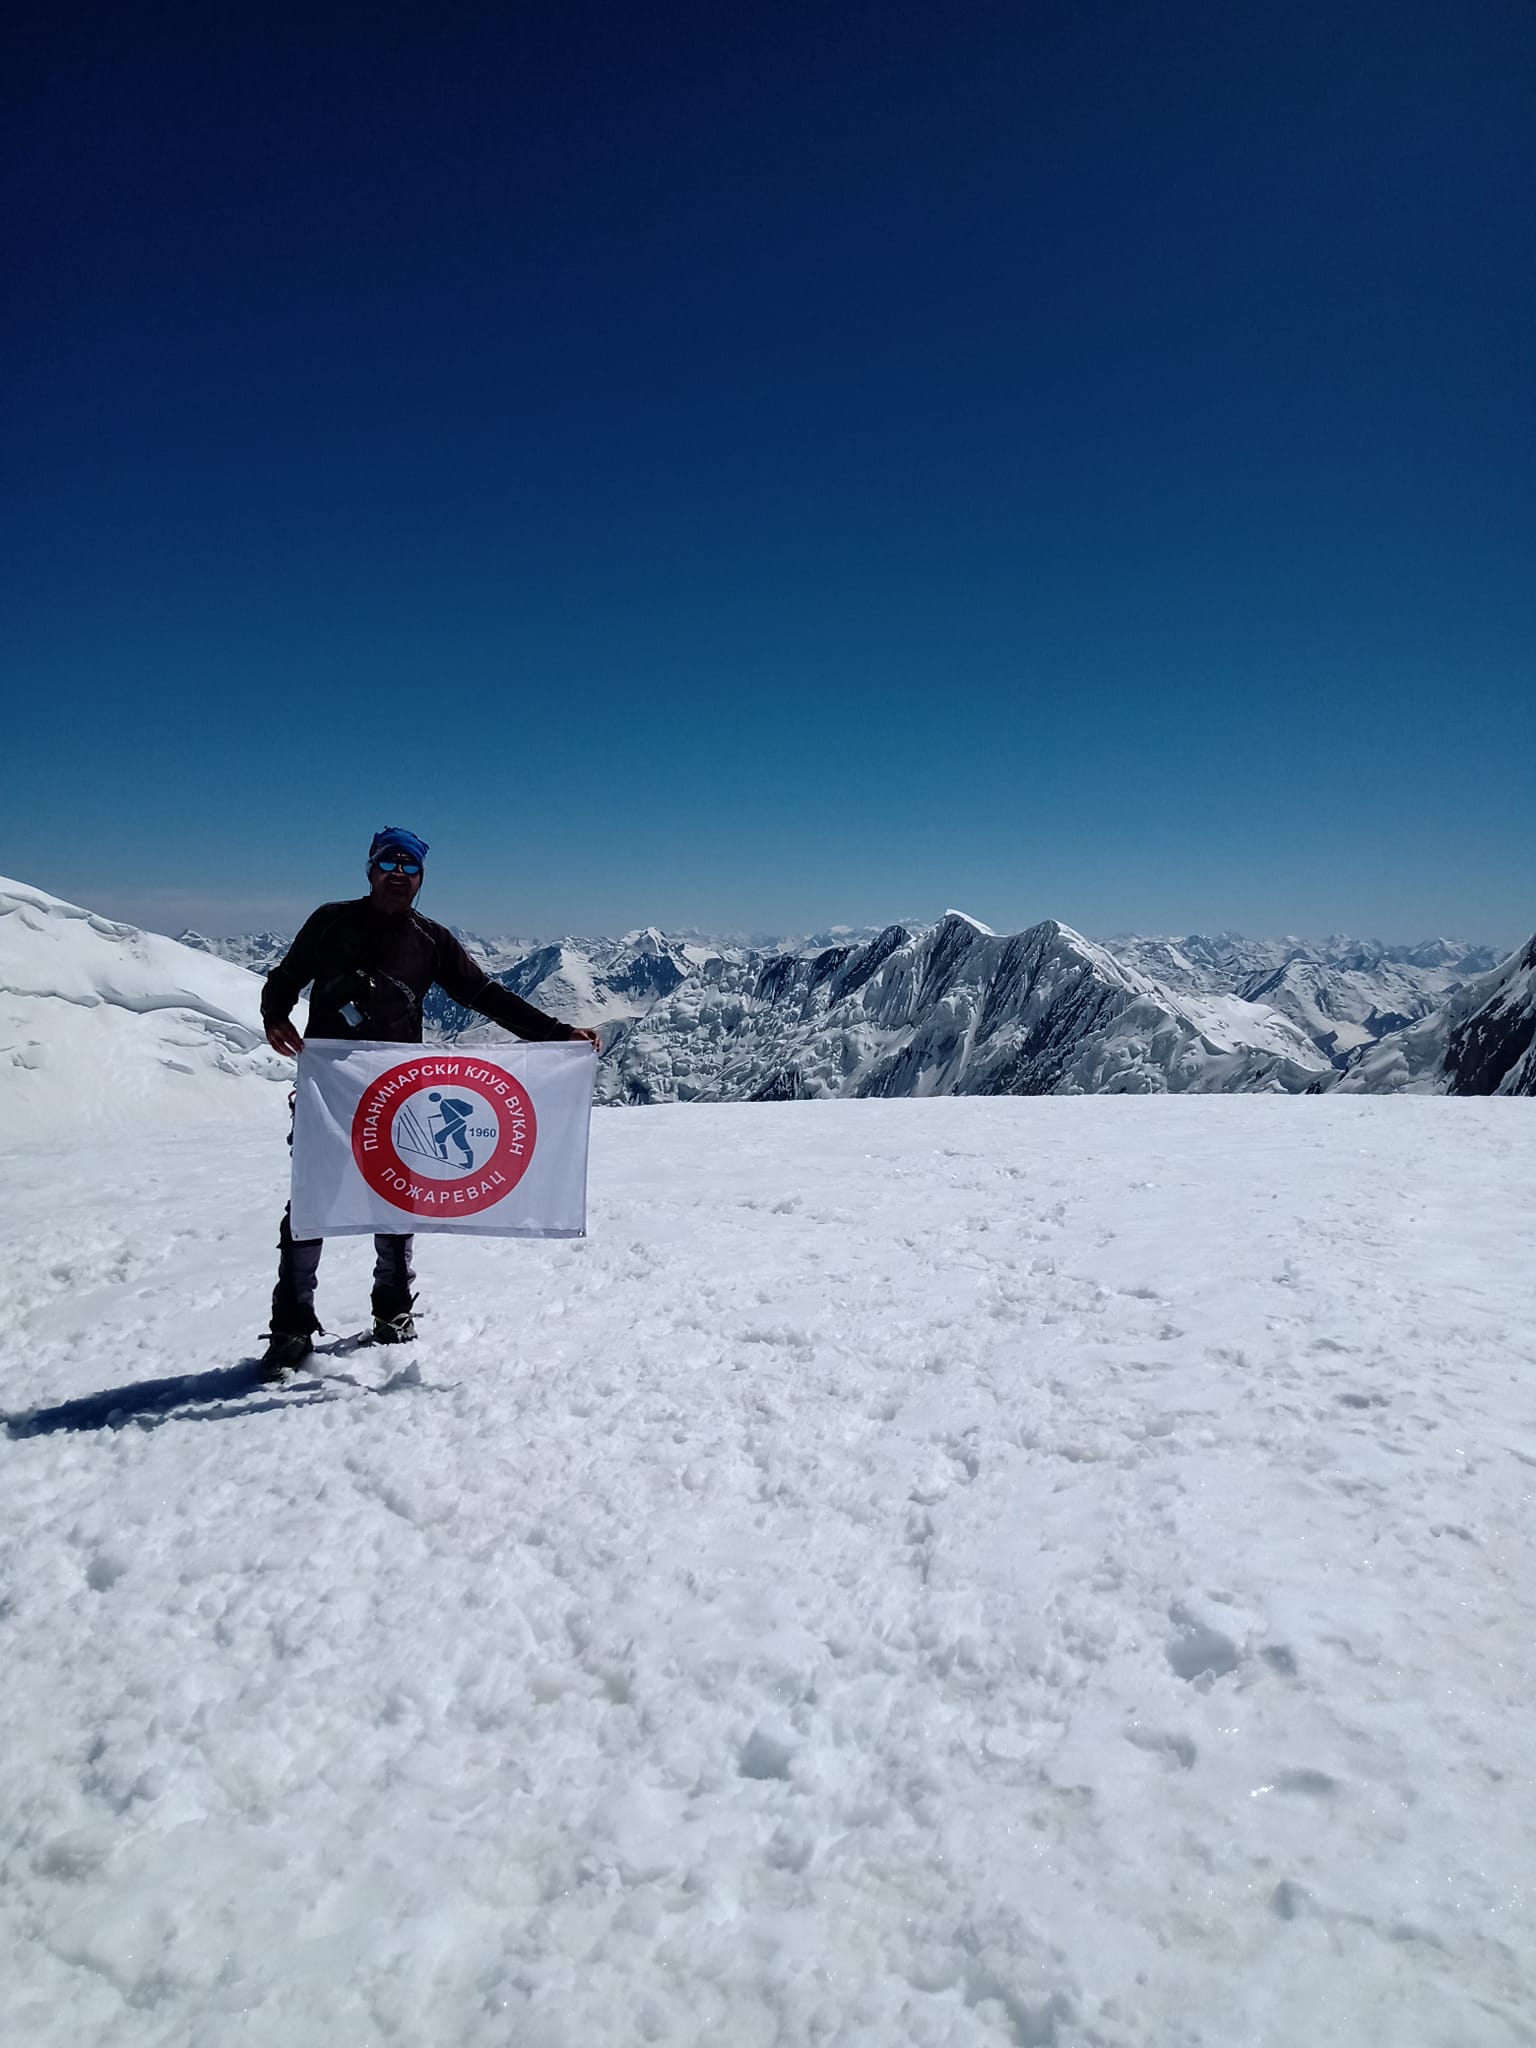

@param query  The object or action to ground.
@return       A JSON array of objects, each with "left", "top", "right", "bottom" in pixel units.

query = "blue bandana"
[{"left": 369, "top": 827, "right": 429, "bottom": 866}]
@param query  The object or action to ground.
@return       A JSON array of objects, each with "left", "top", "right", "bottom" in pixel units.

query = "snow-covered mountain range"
[
  {"left": 1107, "top": 932, "right": 1503, "bottom": 1062},
  {"left": 591, "top": 913, "right": 1333, "bottom": 1102},
  {"left": 1334, "top": 933, "right": 1536, "bottom": 1096},
  {"left": 416, "top": 918, "right": 1525, "bottom": 1099},
  {"left": 175, "top": 928, "right": 295, "bottom": 974},
  {"left": 427, "top": 929, "right": 731, "bottom": 1044},
  {"left": 6, "top": 877, "right": 1530, "bottom": 1105}
]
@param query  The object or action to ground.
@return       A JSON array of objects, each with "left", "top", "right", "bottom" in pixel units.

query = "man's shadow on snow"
[{"left": 5, "top": 1347, "right": 367, "bottom": 1439}]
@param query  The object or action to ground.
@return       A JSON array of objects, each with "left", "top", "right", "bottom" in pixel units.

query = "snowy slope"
[
  {"left": 601, "top": 911, "right": 1331, "bottom": 1103},
  {"left": 2, "top": 1096, "right": 1533, "bottom": 2046},
  {"left": 1232, "top": 955, "right": 1445, "bottom": 1061},
  {"left": 1335, "top": 933, "right": 1536, "bottom": 1096},
  {"left": 1, "top": 877, "right": 289, "bottom": 1126}
]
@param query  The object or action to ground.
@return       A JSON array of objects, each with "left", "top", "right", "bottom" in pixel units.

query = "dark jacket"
[{"left": 261, "top": 899, "right": 578, "bottom": 1046}]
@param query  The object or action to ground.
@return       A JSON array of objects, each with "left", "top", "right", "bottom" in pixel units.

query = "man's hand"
[
  {"left": 266, "top": 1019, "right": 305, "bottom": 1058},
  {"left": 570, "top": 1027, "right": 601, "bottom": 1052}
]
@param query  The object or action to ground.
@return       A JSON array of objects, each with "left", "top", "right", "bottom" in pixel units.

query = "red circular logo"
[{"left": 351, "top": 1056, "right": 537, "bottom": 1218}]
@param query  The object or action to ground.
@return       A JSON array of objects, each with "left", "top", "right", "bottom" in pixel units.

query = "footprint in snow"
[{"left": 1166, "top": 1604, "right": 1242, "bottom": 1683}]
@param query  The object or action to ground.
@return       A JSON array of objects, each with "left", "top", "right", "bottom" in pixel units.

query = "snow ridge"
[{"left": 1, "top": 877, "right": 289, "bottom": 1127}]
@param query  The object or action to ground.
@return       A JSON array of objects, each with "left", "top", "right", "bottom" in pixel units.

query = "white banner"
[{"left": 290, "top": 1038, "right": 596, "bottom": 1240}]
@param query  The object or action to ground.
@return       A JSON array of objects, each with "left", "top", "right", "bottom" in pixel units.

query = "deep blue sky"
[{"left": 4, "top": 1, "right": 1532, "bottom": 944}]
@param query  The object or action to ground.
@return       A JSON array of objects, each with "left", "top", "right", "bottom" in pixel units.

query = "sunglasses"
[{"left": 373, "top": 855, "right": 422, "bottom": 876}]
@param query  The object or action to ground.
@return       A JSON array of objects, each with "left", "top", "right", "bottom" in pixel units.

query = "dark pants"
[{"left": 271, "top": 1205, "right": 415, "bottom": 1334}]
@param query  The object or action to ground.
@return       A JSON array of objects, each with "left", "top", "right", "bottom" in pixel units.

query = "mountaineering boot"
[
  {"left": 371, "top": 1287, "right": 417, "bottom": 1345},
  {"left": 259, "top": 1329, "right": 315, "bottom": 1380}
]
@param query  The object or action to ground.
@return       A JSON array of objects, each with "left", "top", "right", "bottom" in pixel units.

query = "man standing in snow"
[{"left": 259, "top": 827, "right": 598, "bottom": 1377}]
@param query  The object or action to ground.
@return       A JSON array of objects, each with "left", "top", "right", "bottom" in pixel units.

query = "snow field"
[
  {"left": 0, "top": 876, "right": 285, "bottom": 1129},
  {"left": 2, "top": 1097, "right": 1534, "bottom": 2046}
]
